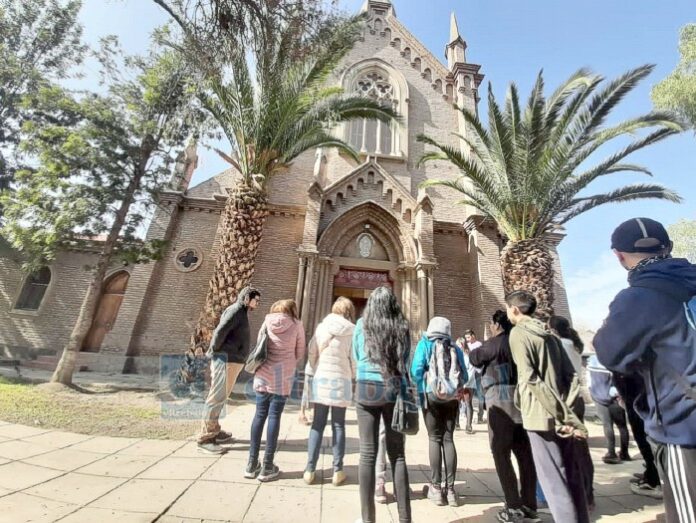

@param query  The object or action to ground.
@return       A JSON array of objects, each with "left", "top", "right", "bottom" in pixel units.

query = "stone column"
[
  {"left": 464, "top": 215, "right": 506, "bottom": 337},
  {"left": 547, "top": 231, "right": 572, "bottom": 321}
]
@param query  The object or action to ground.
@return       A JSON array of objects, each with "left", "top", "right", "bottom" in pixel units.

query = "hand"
[
  {"left": 617, "top": 396, "right": 625, "bottom": 409},
  {"left": 194, "top": 347, "right": 204, "bottom": 357},
  {"left": 559, "top": 425, "right": 588, "bottom": 440}
]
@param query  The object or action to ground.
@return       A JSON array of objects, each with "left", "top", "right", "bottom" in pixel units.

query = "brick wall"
[
  {"left": 0, "top": 243, "right": 126, "bottom": 358},
  {"left": 432, "top": 229, "right": 476, "bottom": 338}
]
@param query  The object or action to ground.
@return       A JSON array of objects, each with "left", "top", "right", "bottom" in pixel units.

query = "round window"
[{"left": 174, "top": 247, "right": 203, "bottom": 272}]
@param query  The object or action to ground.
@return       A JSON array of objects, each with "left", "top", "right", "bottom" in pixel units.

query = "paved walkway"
[{"left": 0, "top": 398, "right": 664, "bottom": 523}]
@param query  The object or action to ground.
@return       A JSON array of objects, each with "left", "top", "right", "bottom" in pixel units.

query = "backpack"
[{"left": 425, "top": 338, "right": 463, "bottom": 403}]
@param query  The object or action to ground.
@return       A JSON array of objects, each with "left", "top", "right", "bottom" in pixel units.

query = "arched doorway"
[
  {"left": 82, "top": 271, "right": 130, "bottom": 352},
  {"left": 332, "top": 267, "right": 393, "bottom": 319}
]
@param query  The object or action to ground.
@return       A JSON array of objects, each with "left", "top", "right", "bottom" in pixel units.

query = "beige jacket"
[{"left": 309, "top": 313, "right": 355, "bottom": 408}]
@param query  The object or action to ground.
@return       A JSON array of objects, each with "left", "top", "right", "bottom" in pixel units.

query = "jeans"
[
  {"left": 356, "top": 391, "right": 411, "bottom": 523},
  {"left": 596, "top": 400, "right": 629, "bottom": 455},
  {"left": 306, "top": 403, "right": 346, "bottom": 472},
  {"left": 422, "top": 398, "right": 458, "bottom": 487},
  {"left": 249, "top": 391, "right": 287, "bottom": 465},
  {"left": 488, "top": 406, "right": 537, "bottom": 510}
]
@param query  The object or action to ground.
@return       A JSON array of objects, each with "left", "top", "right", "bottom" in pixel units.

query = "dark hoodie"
[
  {"left": 207, "top": 287, "right": 255, "bottom": 363},
  {"left": 594, "top": 258, "right": 696, "bottom": 447}
]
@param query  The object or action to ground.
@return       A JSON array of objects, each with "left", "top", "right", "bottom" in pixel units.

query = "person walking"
[
  {"left": 303, "top": 297, "right": 356, "bottom": 487},
  {"left": 469, "top": 310, "right": 538, "bottom": 523},
  {"left": 245, "top": 299, "right": 306, "bottom": 482},
  {"left": 456, "top": 336, "right": 479, "bottom": 434},
  {"left": 197, "top": 287, "right": 261, "bottom": 454},
  {"left": 587, "top": 354, "right": 630, "bottom": 464},
  {"left": 411, "top": 316, "right": 467, "bottom": 507},
  {"left": 353, "top": 286, "right": 412, "bottom": 523},
  {"left": 594, "top": 217, "right": 696, "bottom": 522},
  {"left": 506, "top": 290, "right": 589, "bottom": 523}
]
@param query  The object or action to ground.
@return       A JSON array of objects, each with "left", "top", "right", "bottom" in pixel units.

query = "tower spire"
[
  {"left": 450, "top": 12, "right": 461, "bottom": 44},
  {"left": 445, "top": 11, "right": 467, "bottom": 67}
]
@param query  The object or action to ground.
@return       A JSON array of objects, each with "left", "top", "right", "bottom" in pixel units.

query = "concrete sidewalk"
[{"left": 0, "top": 401, "right": 664, "bottom": 523}]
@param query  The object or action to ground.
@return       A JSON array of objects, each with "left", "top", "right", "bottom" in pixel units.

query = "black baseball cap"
[{"left": 610, "top": 217, "right": 671, "bottom": 253}]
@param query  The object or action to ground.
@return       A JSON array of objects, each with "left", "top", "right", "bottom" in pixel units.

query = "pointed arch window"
[
  {"left": 14, "top": 267, "right": 51, "bottom": 311},
  {"left": 347, "top": 70, "right": 399, "bottom": 156}
]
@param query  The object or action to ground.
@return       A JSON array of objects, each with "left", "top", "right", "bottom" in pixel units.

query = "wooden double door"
[{"left": 82, "top": 271, "right": 129, "bottom": 352}]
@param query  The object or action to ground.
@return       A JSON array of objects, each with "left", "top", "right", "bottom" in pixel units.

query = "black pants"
[
  {"left": 652, "top": 441, "right": 696, "bottom": 523},
  {"left": 488, "top": 406, "right": 537, "bottom": 510},
  {"left": 615, "top": 374, "right": 661, "bottom": 486},
  {"left": 596, "top": 400, "right": 629, "bottom": 455},
  {"left": 528, "top": 430, "right": 590, "bottom": 523},
  {"left": 422, "top": 398, "right": 458, "bottom": 488},
  {"left": 356, "top": 400, "right": 411, "bottom": 523}
]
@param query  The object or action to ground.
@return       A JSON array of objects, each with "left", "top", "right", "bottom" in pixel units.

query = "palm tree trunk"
[
  {"left": 192, "top": 182, "right": 268, "bottom": 349},
  {"left": 500, "top": 238, "right": 555, "bottom": 320}
]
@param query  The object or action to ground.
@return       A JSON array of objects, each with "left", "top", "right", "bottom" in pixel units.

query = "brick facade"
[{"left": 0, "top": 1, "right": 573, "bottom": 371}]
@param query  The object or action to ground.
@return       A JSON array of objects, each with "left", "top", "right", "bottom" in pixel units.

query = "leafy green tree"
[
  {"left": 0, "top": 0, "right": 86, "bottom": 192},
  {"left": 189, "top": 16, "right": 397, "bottom": 348},
  {"left": 418, "top": 66, "right": 683, "bottom": 318},
  {"left": 653, "top": 24, "right": 696, "bottom": 130},
  {"left": 668, "top": 218, "right": 696, "bottom": 263},
  {"left": 1, "top": 42, "right": 207, "bottom": 385}
]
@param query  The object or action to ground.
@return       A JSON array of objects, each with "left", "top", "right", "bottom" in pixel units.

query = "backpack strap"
[{"left": 631, "top": 280, "right": 696, "bottom": 403}]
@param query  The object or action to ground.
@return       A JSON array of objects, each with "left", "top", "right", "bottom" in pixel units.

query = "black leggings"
[
  {"left": 596, "top": 400, "right": 629, "bottom": 455},
  {"left": 356, "top": 400, "right": 411, "bottom": 523},
  {"left": 423, "top": 398, "right": 458, "bottom": 487}
]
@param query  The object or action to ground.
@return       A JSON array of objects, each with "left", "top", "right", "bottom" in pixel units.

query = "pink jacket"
[{"left": 253, "top": 312, "right": 306, "bottom": 396}]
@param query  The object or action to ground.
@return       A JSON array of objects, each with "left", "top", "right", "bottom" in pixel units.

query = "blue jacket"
[
  {"left": 594, "top": 258, "right": 696, "bottom": 446},
  {"left": 351, "top": 318, "right": 410, "bottom": 383},
  {"left": 410, "top": 334, "right": 467, "bottom": 399}
]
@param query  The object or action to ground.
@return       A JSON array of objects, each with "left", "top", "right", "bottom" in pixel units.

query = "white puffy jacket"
[{"left": 309, "top": 313, "right": 355, "bottom": 408}]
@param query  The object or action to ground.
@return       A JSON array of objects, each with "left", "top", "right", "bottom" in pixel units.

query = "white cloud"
[{"left": 565, "top": 252, "right": 628, "bottom": 331}]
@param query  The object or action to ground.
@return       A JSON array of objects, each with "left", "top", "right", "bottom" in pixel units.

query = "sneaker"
[
  {"left": 244, "top": 459, "right": 261, "bottom": 479},
  {"left": 332, "top": 469, "right": 347, "bottom": 486},
  {"left": 197, "top": 442, "right": 225, "bottom": 455},
  {"left": 630, "top": 480, "right": 663, "bottom": 499},
  {"left": 521, "top": 505, "right": 541, "bottom": 522},
  {"left": 374, "top": 478, "right": 388, "bottom": 504},
  {"left": 620, "top": 452, "right": 632, "bottom": 461},
  {"left": 477, "top": 415, "right": 485, "bottom": 424},
  {"left": 215, "top": 430, "right": 235, "bottom": 444},
  {"left": 258, "top": 463, "right": 280, "bottom": 482},
  {"left": 630, "top": 472, "right": 645, "bottom": 484},
  {"left": 465, "top": 426, "right": 474, "bottom": 434},
  {"left": 496, "top": 507, "right": 524, "bottom": 523},
  {"left": 602, "top": 453, "right": 621, "bottom": 465},
  {"left": 446, "top": 486, "right": 460, "bottom": 507},
  {"left": 425, "top": 483, "right": 445, "bottom": 506},
  {"left": 303, "top": 470, "right": 315, "bottom": 485}
]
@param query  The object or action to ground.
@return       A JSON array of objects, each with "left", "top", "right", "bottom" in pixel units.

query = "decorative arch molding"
[
  {"left": 317, "top": 201, "right": 416, "bottom": 265},
  {"left": 340, "top": 58, "right": 409, "bottom": 158}
]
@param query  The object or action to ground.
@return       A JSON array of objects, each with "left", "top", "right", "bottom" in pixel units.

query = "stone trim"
[{"left": 434, "top": 221, "right": 467, "bottom": 235}]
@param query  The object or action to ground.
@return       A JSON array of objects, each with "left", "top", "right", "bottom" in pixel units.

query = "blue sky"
[{"left": 79, "top": 0, "right": 695, "bottom": 330}]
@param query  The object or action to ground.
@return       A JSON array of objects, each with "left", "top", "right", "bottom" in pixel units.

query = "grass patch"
[{"left": 0, "top": 376, "right": 198, "bottom": 439}]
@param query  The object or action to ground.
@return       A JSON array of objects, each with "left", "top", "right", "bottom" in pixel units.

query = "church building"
[{"left": 0, "top": 0, "right": 571, "bottom": 373}]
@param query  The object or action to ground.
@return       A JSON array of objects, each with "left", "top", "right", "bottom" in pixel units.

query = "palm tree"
[
  {"left": 418, "top": 65, "right": 683, "bottom": 319},
  {"left": 192, "top": 17, "right": 397, "bottom": 348}
]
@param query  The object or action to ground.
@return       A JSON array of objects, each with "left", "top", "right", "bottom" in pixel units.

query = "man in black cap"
[{"left": 594, "top": 217, "right": 696, "bottom": 522}]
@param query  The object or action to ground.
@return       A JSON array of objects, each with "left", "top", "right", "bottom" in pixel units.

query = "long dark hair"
[
  {"left": 548, "top": 315, "right": 584, "bottom": 354},
  {"left": 362, "top": 286, "right": 410, "bottom": 378}
]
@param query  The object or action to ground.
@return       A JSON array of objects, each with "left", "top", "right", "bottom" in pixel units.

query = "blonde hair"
[
  {"left": 270, "top": 299, "right": 299, "bottom": 320},
  {"left": 331, "top": 296, "right": 355, "bottom": 322}
]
